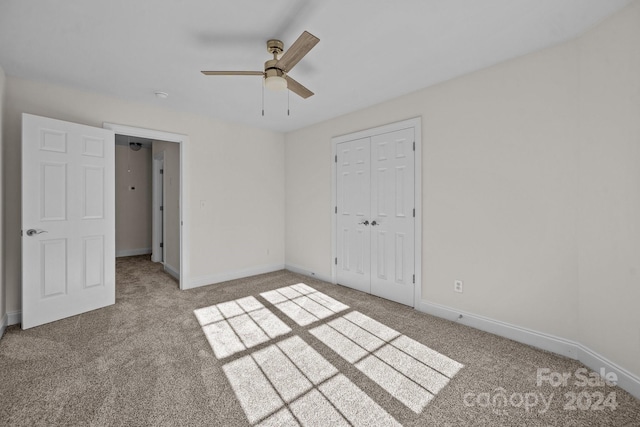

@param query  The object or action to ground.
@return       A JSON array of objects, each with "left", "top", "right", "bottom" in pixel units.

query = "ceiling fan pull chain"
[
  {"left": 261, "top": 81, "right": 265, "bottom": 117},
  {"left": 288, "top": 89, "right": 290, "bottom": 116}
]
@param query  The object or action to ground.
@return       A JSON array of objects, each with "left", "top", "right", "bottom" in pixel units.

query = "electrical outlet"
[{"left": 454, "top": 280, "right": 463, "bottom": 293}]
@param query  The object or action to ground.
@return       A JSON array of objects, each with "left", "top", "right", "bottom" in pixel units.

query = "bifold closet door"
[{"left": 336, "top": 128, "right": 415, "bottom": 307}]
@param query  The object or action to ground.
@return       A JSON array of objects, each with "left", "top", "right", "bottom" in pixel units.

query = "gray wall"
[
  {"left": 285, "top": 2, "right": 640, "bottom": 378},
  {"left": 0, "top": 66, "right": 5, "bottom": 330},
  {"left": 115, "top": 144, "right": 152, "bottom": 256},
  {"left": 2, "top": 76, "right": 285, "bottom": 314}
]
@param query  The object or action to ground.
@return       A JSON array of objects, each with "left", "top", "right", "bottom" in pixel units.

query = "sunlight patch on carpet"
[
  {"left": 194, "top": 296, "right": 291, "bottom": 359},
  {"left": 318, "top": 374, "right": 401, "bottom": 426},
  {"left": 195, "top": 284, "right": 461, "bottom": 424},
  {"left": 260, "top": 284, "right": 349, "bottom": 326},
  {"left": 310, "top": 310, "right": 464, "bottom": 414},
  {"left": 223, "top": 336, "right": 400, "bottom": 426}
]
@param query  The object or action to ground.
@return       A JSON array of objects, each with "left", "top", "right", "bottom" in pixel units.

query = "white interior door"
[
  {"left": 336, "top": 128, "right": 415, "bottom": 306},
  {"left": 336, "top": 137, "right": 371, "bottom": 293},
  {"left": 152, "top": 153, "right": 164, "bottom": 263},
  {"left": 22, "top": 114, "right": 115, "bottom": 329},
  {"left": 370, "top": 129, "right": 415, "bottom": 306}
]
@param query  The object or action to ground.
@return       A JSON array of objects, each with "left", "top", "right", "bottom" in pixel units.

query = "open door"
[
  {"left": 152, "top": 152, "right": 165, "bottom": 263},
  {"left": 22, "top": 114, "right": 115, "bottom": 329}
]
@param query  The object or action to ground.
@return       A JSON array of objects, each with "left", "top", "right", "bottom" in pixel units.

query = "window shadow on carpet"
[{"left": 194, "top": 283, "right": 463, "bottom": 426}]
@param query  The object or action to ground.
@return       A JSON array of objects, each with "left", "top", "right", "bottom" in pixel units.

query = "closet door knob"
[
  {"left": 358, "top": 220, "right": 370, "bottom": 226},
  {"left": 371, "top": 221, "right": 378, "bottom": 226}
]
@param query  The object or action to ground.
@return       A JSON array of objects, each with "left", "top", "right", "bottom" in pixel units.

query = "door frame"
[
  {"left": 103, "top": 122, "right": 189, "bottom": 290},
  {"left": 331, "top": 117, "right": 422, "bottom": 307}
]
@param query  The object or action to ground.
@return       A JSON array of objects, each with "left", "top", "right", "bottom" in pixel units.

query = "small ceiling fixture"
[
  {"left": 154, "top": 91, "right": 169, "bottom": 99},
  {"left": 129, "top": 142, "right": 142, "bottom": 151}
]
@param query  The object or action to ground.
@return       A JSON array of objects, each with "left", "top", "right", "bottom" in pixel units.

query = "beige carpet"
[{"left": 1, "top": 255, "right": 639, "bottom": 426}]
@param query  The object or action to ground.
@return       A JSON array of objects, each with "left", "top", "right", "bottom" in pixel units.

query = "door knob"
[
  {"left": 358, "top": 220, "right": 370, "bottom": 226},
  {"left": 371, "top": 221, "right": 378, "bottom": 226},
  {"left": 26, "top": 229, "right": 47, "bottom": 236}
]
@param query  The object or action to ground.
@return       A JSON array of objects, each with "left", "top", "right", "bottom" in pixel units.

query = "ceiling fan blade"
[
  {"left": 285, "top": 75, "right": 314, "bottom": 99},
  {"left": 201, "top": 71, "right": 264, "bottom": 76},
  {"left": 275, "top": 31, "right": 319, "bottom": 72}
]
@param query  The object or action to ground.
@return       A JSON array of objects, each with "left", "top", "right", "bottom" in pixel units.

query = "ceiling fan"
[{"left": 201, "top": 31, "right": 320, "bottom": 99}]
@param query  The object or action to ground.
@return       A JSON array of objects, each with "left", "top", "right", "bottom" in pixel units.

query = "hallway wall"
[{"left": 115, "top": 144, "right": 152, "bottom": 256}]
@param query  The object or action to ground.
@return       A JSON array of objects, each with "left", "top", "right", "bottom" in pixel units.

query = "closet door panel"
[
  {"left": 336, "top": 138, "right": 371, "bottom": 293},
  {"left": 370, "top": 129, "right": 415, "bottom": 306}
]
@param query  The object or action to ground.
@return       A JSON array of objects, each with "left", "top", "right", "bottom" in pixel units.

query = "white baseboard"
[
  {"left": 417, "top": 300, "right": 640, "bottom": 400},
  {"left": 285, "top": 263, "right": 333, "bottom": 284},
  {"left": 164, "top": 263, "right": 180, "bottom": 281},
  {"left": 0, "top": 313, "right": 7, "bottom": 339},
  {"left": 418, "top": 300, "right": 578, "bottom": 359},
  {"left": 186, "top": 263, "right": 285, "bottom": 289},
  {"left": 7, "top": 310, "right": 21, "bottom": 326},
  {"left": 116, "top": 248, "right": 152, "bottom": 258},
  {"left": 577, "top": 343, "right": 640, "bottom": 400}
]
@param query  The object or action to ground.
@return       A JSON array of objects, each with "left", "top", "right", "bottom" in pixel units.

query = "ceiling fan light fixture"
[
  {"left": 201, "top": 31, "right": 318, "bottom": 98},
  {"left": 265, "top": 75, "right": 287, "bottom": 91}
]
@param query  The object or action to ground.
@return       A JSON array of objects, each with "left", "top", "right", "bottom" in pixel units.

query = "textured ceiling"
[{"left": 0, "top": 0, "right": 632, "bottom": 132}]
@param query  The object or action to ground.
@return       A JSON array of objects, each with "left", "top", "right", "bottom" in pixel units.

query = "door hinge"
[
  {"left": 413, "top": 208, "right": 415, "bottom": 217},
  {"left": 160, "top": 206, "right": 164, "bottom": 211},
  {"left": 335, "top": 206, "right": 337, "bottom": 214},
  {"left": 335, "top": 154, "right": 337, "bottom": 163},
  {"left": 413, "top": 274, "right": 415, "bottom": 284},
  {"left": 160, "top": 169, "right": 164, "bottom": 174},
  {"left": 413, "top": 141, "right": 415, "bottom": 151},
  {"left": 335, "top": 257, "right": 337, "bottom": 265},
  {"left": 160, "top": 242, "right": 163, "bottom": 248}
]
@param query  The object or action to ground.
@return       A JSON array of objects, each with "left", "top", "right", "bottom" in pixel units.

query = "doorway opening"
[
  {"left": 114, "top": 135, "right": 181, "bottom": 284},
  {"left": 105, "top": 123, "right": 188, "bottom": 289},
  {"left": 114, "top": 135, "right": 153, "bottom": 258}
]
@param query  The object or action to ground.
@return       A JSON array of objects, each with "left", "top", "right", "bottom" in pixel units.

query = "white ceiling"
[{"left": 0, "top": 0, "right": 632, "bottom": 133}]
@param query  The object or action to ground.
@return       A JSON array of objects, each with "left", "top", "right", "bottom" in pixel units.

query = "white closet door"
[
  {"left": 336, "top": 137, "right": 371, "bottom": 293},
  {"left": 336, "top": 127, "right": 416, "bottom": 306},
  {"left": 370, "top": 128, "right": 415, "bottom": 306}
]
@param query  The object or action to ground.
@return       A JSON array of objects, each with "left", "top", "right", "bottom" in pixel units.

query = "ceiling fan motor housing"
[
  {"left": 264, "top": 59, "right": 285, "bottom": 78},
  {"left": 265, "top": 39, "right": 286, "bottom": 79}
]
